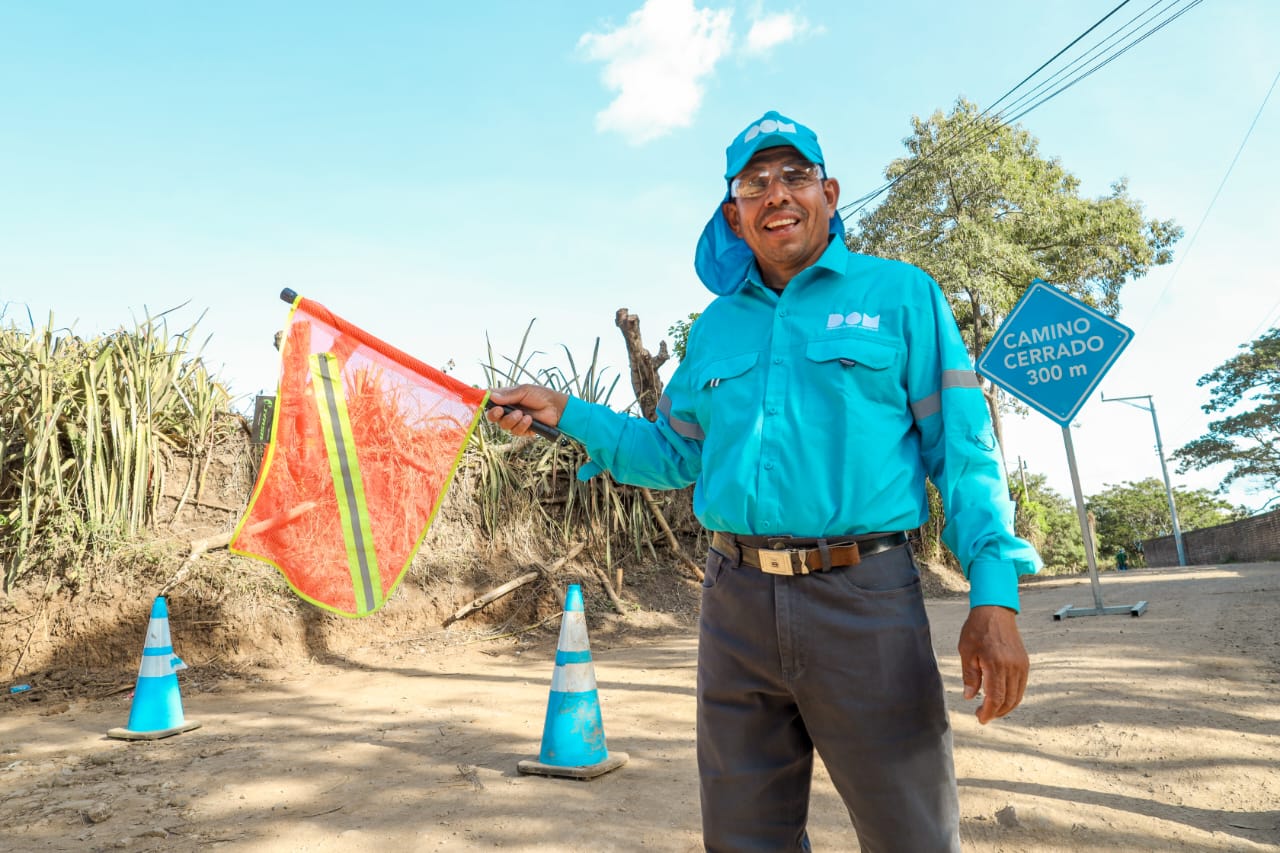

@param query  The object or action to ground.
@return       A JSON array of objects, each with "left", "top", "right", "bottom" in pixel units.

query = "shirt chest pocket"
[
  {"left": 695, "top": 351, "right": 760, "bottom": 427},
  {"left": 803, "top": 336, "right": 902, "bottom": 406}
]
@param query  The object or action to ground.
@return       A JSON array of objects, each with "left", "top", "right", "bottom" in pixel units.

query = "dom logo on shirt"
[{"left": 826, "top": 312, "right": 880, "bottom": 331}]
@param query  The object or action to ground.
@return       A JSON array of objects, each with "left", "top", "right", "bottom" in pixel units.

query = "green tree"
[
  {"left": 1173, "top": 327, "right": 1280, "bottom": 502},
  {"left": 1014, "top": 472, "right": 1085, "bottom": 575},
  {"left": 667, "top": 312, "right": 699, "bottom": 361},
  {"left": 1087, "top": 478, "right": 1246, "bottom": 558},
  {"left": 846, "top": 98, "right": 1181, "bottom": 445}
]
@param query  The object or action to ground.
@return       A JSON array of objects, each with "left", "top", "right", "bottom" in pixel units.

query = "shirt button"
[
  {"left": 773, "top": 356, "right": 783, "bottom": 365},
  {"left": 779, "top": 309, "right": 788, "bottom": 317},
  {"left": 764, "top": 461, "right": 774, "bottom": 470},
  {"left": 767, "top": 406, "right": 778, "bottom": 415}
]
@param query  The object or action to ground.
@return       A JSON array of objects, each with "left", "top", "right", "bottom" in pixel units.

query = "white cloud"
[
  {"left": 743, "top": 11, "right": 812, "bottom": 55},
  {"left": 578, "top": 0, "right": 734, "bottom": 145}
]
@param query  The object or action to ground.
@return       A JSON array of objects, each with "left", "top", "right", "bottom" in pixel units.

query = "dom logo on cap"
[{"left": 743, "top": 118, "right": 797, "bottom": 142}]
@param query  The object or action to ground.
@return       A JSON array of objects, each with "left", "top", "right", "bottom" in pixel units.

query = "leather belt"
[{"left": 711, "top": 530, "right": 908, "bottom": 576}]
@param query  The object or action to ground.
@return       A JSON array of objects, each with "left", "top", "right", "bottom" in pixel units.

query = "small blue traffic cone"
[
  {"left": 517, "top": 584, "right": 627, "bottom": 779},
  {"left": 107, "top": 597, "right": 201, "bottom": 740}
]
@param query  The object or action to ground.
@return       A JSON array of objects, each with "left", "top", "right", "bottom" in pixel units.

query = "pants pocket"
[{"left": 703, "top": 547, "right": 731, "bottom": 589}]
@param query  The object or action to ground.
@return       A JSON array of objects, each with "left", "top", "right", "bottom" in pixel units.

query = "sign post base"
[{"left": 1053, "top": 601, "right": 1148, "bottom": 620}]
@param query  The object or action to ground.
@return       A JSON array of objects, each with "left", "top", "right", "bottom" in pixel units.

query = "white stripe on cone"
[
  {"left": 559, "top": 611, "right": 590, "bottom": 651},
  {"left": 550, "top": 662, "right": 598, "bottom": 693}
]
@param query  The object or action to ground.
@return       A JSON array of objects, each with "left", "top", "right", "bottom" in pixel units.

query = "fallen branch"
[
  {"left": 640, "top": 488, "right": 704, "bottom": 582},
  {"left": 536, "top": 541, "right": 586, "bottom": 610},
  {"left": 162, "top": 495, "right": 242, "bottom": 514},
  {"left": 442, "top": 571, "right": 541, "bottom": 628},
  {"left": 588, "top": 563, "right": 628, "bottom": 615},
  {"left": 158, "top": 501, "right": 316, "bottom": 597},
  {"left": 458, "top": 610, "right": 562, "bottom": 645},
  {"left": 443, "top": 542, "right": 586, "bottom": 628}
]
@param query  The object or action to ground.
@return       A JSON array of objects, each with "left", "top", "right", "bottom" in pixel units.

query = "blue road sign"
[{"left": 977, "top": 280, "right": 1133, "bottom": 426}]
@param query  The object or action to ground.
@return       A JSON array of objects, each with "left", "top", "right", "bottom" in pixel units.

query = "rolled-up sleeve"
[
  {"left": 557, "top": 363, "right": 703, "bottom": 489},
  {"left": 907, "top": 276, "right": 1042, "bottom": 611}
]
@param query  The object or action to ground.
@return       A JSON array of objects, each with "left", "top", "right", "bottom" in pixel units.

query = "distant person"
[
  {"left": 1116, "top": 547, "right": 1129, "bottom": 571},
  {"left": 487, "top": 110, "right": 1042, "bottom": 852}
]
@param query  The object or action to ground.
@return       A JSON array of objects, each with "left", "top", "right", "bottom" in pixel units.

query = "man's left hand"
[{"left": 958, "top": 605, "right": 1029, "bottom": 725}]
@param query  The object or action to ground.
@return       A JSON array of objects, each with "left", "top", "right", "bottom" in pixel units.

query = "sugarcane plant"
[
  {"left": 472, "top": 321, "right": 658, "bottom": 568},
  {"left": 0, "top": 308, "right": 235, "bottom": 591}
]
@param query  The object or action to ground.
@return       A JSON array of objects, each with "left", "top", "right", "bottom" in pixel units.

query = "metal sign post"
[
  {"left": 1060, "top": 425, "right": 1148, "bottom": 618},
  {"left": 976, "top": 280, "right": 1148, "bottom": 619}
]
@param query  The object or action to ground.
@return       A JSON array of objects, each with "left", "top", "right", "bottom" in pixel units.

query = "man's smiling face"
[{"left": 721, "top": 145, "right": 840, "bottom": 291}]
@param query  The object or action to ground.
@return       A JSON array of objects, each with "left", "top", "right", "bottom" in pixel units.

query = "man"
[{"left": 488, "top": 110, "right": 1041, "bottom": 852}]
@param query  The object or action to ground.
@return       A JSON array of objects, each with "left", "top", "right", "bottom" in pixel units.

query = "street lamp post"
[{"left": 1101, "top": 393, "right": 1187, "bottom": 566}]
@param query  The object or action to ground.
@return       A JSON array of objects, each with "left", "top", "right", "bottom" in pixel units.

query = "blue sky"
[{"left": 3, "top": 1, "right": 1278, "bottom": 513}]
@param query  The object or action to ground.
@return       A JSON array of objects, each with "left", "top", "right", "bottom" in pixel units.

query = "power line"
[
  {"left": 838, "top": 0, "right": 1194, "bottom": 218},
  {"left": 1137, "top": 67, "right": 1280, "bottom": 339},
  {"left": 1154, "top": 68, "right": 1280, "bottom": 443},
  {"left": 986, "top": 0, "right": 1137, "bottom": 116},
  {"left": 838, "top": 0, "right": 1204, "bottom": 222},
  {"left": 994, "top": 0, "right": 1171, "bottom": 124},
  {"left": 1004, "top": 0, "right": 1205, "bottom": 126}
]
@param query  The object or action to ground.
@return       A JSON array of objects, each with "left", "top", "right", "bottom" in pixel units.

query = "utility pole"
[{"left": 1101, "top": 393, "right": 1186, "bottom": 566}]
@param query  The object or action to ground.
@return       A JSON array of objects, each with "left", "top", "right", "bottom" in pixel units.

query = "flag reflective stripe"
[{"left": 310, "top": 352, "right": 381, "bottom": 615}]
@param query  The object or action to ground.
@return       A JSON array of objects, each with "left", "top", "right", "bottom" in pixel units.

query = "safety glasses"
[{"left": 730, "top": 161, "right": 824, "bottom": 199}]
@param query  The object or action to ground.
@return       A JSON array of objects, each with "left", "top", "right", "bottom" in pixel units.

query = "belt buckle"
[{"left": 758, "top": 548, "right": 807, "bottom": 575}]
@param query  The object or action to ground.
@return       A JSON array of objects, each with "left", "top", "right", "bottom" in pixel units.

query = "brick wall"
[{"left": 1142, "top": 506, "right": 1280, "bottom": 567}]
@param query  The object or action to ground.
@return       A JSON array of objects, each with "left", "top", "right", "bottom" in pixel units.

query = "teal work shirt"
[{"left": 558, "top": 239, "right": 1041, "bottom": 610}]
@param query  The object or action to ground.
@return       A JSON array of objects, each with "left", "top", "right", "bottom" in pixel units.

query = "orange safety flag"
[{"left": 230, "top": 292, "right": 487, "bottom": 617}]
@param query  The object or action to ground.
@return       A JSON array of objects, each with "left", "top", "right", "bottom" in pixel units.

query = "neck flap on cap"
[{"left": 694, "top": 110, "right": 845, "bottom": 296}]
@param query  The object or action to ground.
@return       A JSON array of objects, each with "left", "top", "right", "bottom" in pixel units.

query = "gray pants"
[{"left": 697, "top": 542, "right": 961, "bottom": 852}]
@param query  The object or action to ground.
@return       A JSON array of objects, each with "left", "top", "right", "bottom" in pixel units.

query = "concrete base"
[{"left": 517, "top": 751, "right": 628, "bottom": 780}]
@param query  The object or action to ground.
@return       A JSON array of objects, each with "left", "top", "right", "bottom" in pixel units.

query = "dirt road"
[{"left": 3, "top": 563, "right": 1278, "bottom": 852}]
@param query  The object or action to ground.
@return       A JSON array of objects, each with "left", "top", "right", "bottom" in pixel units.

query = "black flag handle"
[{"left": 483, "top": 401, "right": 569, "bottom": 445}]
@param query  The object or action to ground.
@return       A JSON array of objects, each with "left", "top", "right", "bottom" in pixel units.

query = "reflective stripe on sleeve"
[
  {"left": 657, "top": 394, "right": 705, "bottom": 440},
  {"left": 942, "top": 369, "right": 980, "bottom": 389},
  {"left": 911, "top": 393, "right": 941, "bottom": 422},
  {"left": 911, "top": 370, "right": 983, "bottom": 422}
]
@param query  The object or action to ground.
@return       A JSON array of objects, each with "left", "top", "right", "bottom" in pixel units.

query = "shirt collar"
[{"left": 743, "top": 236, "right": 850, "bottom": 294}]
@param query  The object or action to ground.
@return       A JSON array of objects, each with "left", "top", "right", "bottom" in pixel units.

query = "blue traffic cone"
[
  {"left": 517, "top": 584, "right": 627, "bottom": 779},
  {"left": 107, "top": 597, "right": 201, "bottom": 740}
]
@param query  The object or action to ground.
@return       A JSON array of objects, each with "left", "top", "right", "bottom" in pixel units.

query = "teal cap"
[
  {"left": 723, "top": 110, "right": 825, "bottom": 178},
  {"left": 695, "top": 110, "right": 845, "bottom": 296}
]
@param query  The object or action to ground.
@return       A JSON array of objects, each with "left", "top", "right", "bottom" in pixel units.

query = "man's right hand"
[{"left": 485, "top": 385, "right": 569, "bottom": 436}]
